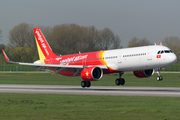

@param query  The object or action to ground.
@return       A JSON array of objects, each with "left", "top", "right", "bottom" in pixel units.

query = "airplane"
[{"left": 2, "top": 28, "right": 177, "bottom": 88}]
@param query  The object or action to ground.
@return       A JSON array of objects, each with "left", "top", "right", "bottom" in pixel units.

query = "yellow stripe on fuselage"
[{"left": 100, "top": 51, "right": 108, "bottom": 65}]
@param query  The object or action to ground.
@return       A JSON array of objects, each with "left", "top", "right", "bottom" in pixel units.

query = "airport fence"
[
  {"left": 0, "top": 63, "right": 179, "bottom": 72},
  {"left": 0, "top": 64, "right": 36, "bottom": 71},
  {"left": 162, "top": 64, "right": 180, "bottom": 71}
]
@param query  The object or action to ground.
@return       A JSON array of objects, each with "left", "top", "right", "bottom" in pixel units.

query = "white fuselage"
[{"left": 103, "top": 45, "right": 177, "bottom": 71}]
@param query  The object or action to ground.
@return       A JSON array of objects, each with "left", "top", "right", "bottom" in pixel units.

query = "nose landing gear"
[{"left": 156, "top": 68, "right": 163, "bottom": 81}]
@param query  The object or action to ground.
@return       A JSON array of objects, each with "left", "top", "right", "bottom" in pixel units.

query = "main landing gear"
[
  {"left": 156, "top": 68, "right": 163, "bottom": 81},
  {"left": 115, "top": 73, "right": 125, "bottom": 86},
  {"left": 81, "top": 81, "right": 91, "bottom": 88}
]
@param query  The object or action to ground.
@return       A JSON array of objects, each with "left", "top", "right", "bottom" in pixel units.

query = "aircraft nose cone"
[{"left": 169, "top": 53, "right": 177, "bottom": 64}]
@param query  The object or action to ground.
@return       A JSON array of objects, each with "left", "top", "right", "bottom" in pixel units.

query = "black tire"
[
  {"left": 120, "top": 78, "right": 125, "bottom": 85},
  {"left": 86, "top": 81, "right": 91, "bottom": 87},
  {"left": 115, "top": 79, "right": 121, "bottom": 85},
  {"left": 157, "top": 76, "right": 163, "bottom": 81},
  {"left": 81, "top": 81, "right": 86, "bottom": 88}
]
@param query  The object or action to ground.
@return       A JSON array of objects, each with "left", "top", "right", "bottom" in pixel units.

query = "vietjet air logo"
[
  {"left": 36, "top": 29, "right": 49, "bottom": 56},
  {"left": 59, "top": 55, "right": 88, "bottom": 65}
]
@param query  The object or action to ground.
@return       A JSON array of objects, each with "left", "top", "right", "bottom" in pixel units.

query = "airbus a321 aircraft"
[{"left": 2, "top": 28, "right": 177, "bottom": 88}]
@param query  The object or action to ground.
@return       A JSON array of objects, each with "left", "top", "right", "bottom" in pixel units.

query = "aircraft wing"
[
  {"left": 15, "top": 62, "right": 107, "bottom": 69},
  {"left": 2, "top": 49, "right": 108, "bottom": 72}
]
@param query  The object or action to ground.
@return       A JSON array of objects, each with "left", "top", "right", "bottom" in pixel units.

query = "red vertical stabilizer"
[{"left": 33, "top": 28, "right": 57, "bottom": 60}]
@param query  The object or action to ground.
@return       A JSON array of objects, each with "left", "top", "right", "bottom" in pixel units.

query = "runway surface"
[{"left": 0, "top": 84, "right": 180, "bottom": 97}]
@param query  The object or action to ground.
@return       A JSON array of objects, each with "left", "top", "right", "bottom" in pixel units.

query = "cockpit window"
[
  {"left": 157, "top": 50, "right": 173, "bottom": 54},
  {"left": 164, "top": 50, "right": 170, "bottom": 53}
]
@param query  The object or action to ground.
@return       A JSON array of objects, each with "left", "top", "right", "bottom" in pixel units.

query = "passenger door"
[{"left": 147, "top": 48, "right": 153, "bottom": 61}]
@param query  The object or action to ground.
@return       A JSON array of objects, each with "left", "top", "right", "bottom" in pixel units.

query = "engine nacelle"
[
  {"left": 133, "top": 69, "right": 154, "bottom": 78},
  {"left": 81, "top": 67, "right": 103, "bottom": 81}
]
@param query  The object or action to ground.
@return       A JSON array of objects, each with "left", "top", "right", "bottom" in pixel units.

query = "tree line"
[
  {"left": 0, "top": 23, "right": 121, "bottom": 63},
  {"left": 0, "top": 22, "right": 179, "bottom": 64},
  {"left": 128, "top": 36, "right": 180, "bottom": 62}
]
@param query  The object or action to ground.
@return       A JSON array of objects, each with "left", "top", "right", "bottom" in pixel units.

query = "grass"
[
  {"left": 0, "top": 72, "right": 180, "bottom": 87},
  {"left": 0, "top": 73, "right": 180, "bottom": 119},
  {"left": 0, "top": 93, "right": 180, "bottom": 120}
]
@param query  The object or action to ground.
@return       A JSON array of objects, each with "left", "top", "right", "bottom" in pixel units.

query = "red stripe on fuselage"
[
  {"left": 44, "top": 51, "right": 118, "bottom": 76},
  {"left": 44, "top": 51, "right": 122, "bottom": 76},
  {"left": 44, "top": 51, "right": 106, "bottom": 66}
]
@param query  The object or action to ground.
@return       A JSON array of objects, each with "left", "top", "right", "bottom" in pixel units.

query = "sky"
[{"left": 0, "top": 0, "right": 180, "bottom": 47}]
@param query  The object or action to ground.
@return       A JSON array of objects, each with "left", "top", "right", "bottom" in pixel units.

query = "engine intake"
[
  {"left": 81, "top": 67, "right": 103, "bottom": 81},
  {"left": 133, "top": 69, "right": 154, "bottom": 78}
]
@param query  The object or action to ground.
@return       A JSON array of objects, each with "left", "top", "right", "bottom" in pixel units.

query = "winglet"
[
  {"left": 159, "top": 41, "right": 162, "bottom": 46},
  {"left": 2, "top": 49, "right": 19, "bottom": 64},
  {"left": 2, "top": 49, "right": 10, "bottom": 62}
]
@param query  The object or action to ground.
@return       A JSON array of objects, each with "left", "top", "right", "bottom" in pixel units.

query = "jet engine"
[
  {"left": 133, "top": 69, "right": 154, "bottom": 78},
  {"left": 81, "top": 67, "right": 103, "bottom": 81}
]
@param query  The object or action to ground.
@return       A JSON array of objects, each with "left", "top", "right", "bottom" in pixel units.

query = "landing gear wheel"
[
  {"left": 120, "top": 78, "right": 125, "bottom": 85},
  {"left": 157, "top": 76, "right": 163, "bottom": 81},
  {"left": 81, "top": 81, "right": 86, "bottom": 88},
  {"left": 81, "top": 81, "right": 91, "bottom": 88},
  {"left": 115, "top": 78, "right": 125, "bottom": 86},
  {"left": 86, "top": 81, "right": 91, "bottom": 87},
  {"left": 115, "top": 79, "right": 121, "bottom": 85}
]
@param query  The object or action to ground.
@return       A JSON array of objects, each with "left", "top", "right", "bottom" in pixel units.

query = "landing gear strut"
[
  {"left": 81, "top": 81, "right": 91, "bottom": 88},
  {"left": 156, "top": 68, "right": 163, "bottom": 81},
  {"left": 115, "top": 73, "right": 125, "bottom": 86}
]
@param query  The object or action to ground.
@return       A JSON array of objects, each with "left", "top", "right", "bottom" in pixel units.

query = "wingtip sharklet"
[
  {"left": 2, "top": 49, "right": 20, "bottom": 64},
  {"left": 2, "top": 49, "right": 10, "bottom": 62}
]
